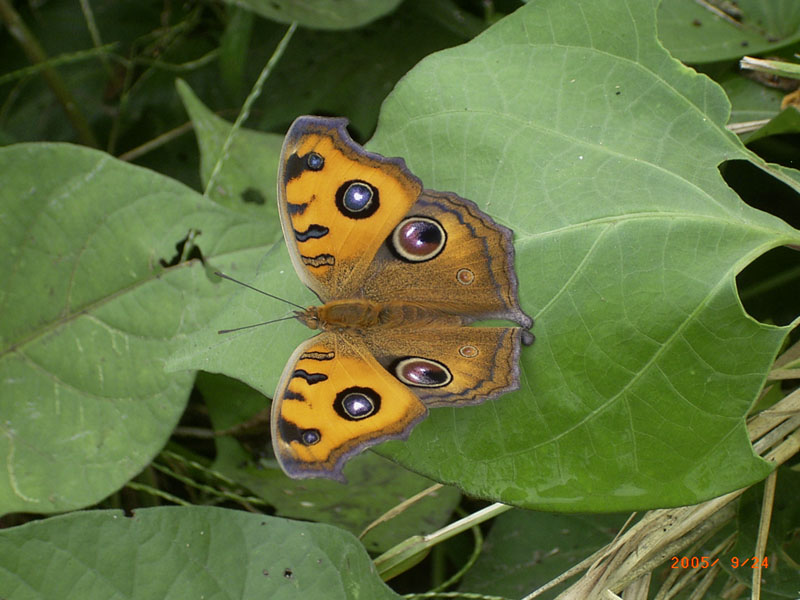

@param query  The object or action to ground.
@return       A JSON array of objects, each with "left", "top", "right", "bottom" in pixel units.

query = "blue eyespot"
[
  {"left": 335, "top": 180, "right": 379, "bottom": 219},
  {"left": 334, "top": 387, "right": 381, "bottom": 421},
  {"left": 301, "top": 429, "right": 321, "bottom": 445},
  {"left": 342, "top": 393, "right": 375, "bottom": 419},
  {"left": 306, "top": 152, "right": 324, "bottom": 171},
  {"left": 344, "top": 182, "right": 373, "bottom": 212}
]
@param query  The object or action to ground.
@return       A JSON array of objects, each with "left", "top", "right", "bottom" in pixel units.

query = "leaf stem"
[{"left": 374, "top": 503, "right": 512, "bottom": 580}]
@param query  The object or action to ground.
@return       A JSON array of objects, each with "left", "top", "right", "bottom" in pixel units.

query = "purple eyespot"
[
  {"left": 394, "top": 357, "right": 452, "bottom": 387},
  {"left": 391, "top": 217, "right": 446, "bottom": 262}
]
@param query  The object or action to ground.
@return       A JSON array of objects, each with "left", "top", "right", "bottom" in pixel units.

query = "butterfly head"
[{"left": 294, "top": 307, "right": 322, "bottom": 330}]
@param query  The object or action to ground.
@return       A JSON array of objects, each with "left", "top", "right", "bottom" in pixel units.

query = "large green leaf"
[
  {"left": 367, "top": 0, "right": 800, "bottom": 508},
  {"left": 0, "top": 506, "right": 400, "bottom": 600},
  {"left": 0, "top": 144, "right": 269, "bottom": 515},
  {"left": 174, "top": 0, "right": 800, "bottom": 511}
]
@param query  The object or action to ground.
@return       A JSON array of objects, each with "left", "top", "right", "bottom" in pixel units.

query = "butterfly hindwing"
[
  {"left": 271, "top": 332, "right": 428, "bottom": 480},
  {"left": 361, "top": 189, "right": 532, "bottom": 328},
  {"left": 361, "top": 325, "right": 530, "bottom": 408}
]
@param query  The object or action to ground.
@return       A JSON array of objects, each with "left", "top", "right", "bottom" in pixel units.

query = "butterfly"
[{"left": 270, "top": 116, "right": 533, "bottom": 480}]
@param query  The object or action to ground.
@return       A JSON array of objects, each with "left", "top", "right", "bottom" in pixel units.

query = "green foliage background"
[{"left": 1, "top": 0, "right": 799, "bottom": 598}]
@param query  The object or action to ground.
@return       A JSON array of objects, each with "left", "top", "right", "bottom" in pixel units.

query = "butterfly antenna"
[
  {"left": 218, "top": 315, "right": 297, "bottom": 334},
  {"left": 214, "top": 271, "right": 306, "bottom": 311}
]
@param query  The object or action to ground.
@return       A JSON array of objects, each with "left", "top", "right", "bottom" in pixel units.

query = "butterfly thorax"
[{"left": 295, "top": 300, "right": 461, "bottom": 331}]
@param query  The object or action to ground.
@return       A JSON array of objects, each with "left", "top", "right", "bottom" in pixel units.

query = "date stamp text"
[{"left": 670, "top": 556, "right": 769, "bottom": 569}]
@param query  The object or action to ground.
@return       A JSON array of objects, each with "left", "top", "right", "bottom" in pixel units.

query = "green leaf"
[
  {"left": 177, "top": 78, "right": 285, "bottom": 228},
  {"left": 697, "top": 63, "right": 786, "bottom": 124},
  {"left": 657, "top": 0, "right": 800, "bottom": 64},
  {"left": 168, "top": 241, "right": 313, "bottom": 383},
  {"left": 228, "top": 0, "right": 404, "bottom": 30},
  {"left": 175, "top": 0, "right": 800, "bottom": 511},
  {"left": 0, "top": 144, "right": 268, "bottom": 515},
  {"left": 742, "top": 108, "right": 800, "bottom": 144},
  {"left": 0, "top": 506, "right": 400, "bottom": 600},
  {"left": 365, "top": 0, "right": 800, "bottom": 509}
]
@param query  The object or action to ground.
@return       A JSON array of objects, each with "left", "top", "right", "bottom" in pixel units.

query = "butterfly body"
[
  {"left": 272, "top": 116, "right": 533, "bottom": 481},
  {"left": 296, "top": 300, "right": 464, "bottom": 331}
]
